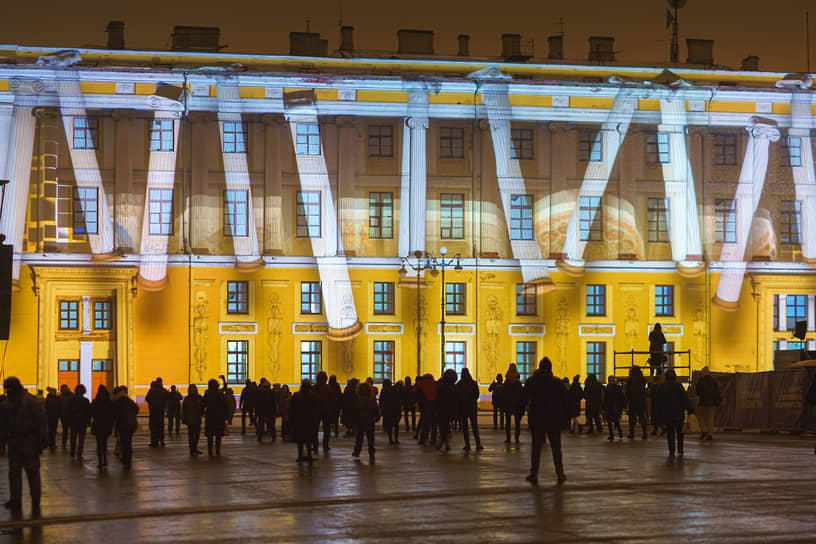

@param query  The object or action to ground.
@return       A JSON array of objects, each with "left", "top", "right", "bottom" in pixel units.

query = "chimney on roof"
[
  {"left": 458, "top": 34, "right": 470, "bottom": 56},
  {"left": 588, "top": 36, "right": 615, "bottom": 62},
  {"left": 340, "top": 26, "right": 354, "bottom": 52},
  {"left": 106, "top": 21, "right": 125, "bottom": 50},
  {"left": 171, "top": 26, "right": 222, "bottom": 52},
  {"left": 289, "top": 32, "right": 328, "bottom": 57},
  {"left": 548, "top": 35, "right": 564, "bottom": 60},
  {"left": 502, "top": 34, "right": 522, "bottom": 59},
  {"left": 397, "top": 29, "right": 434, "bottom": 55},
  {"left": 686, "top": 38, "right": 714, "bottom": 65},
  {"left": 741, "top": 55, "right": 759, "bottom": 71}
]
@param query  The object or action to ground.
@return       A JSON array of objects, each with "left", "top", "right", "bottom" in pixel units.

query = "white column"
[
  {"left": 79, "top": 340, "right": 93, "bottom": 399},
  {"left": 713, "top": 121, "right": 780, "bottom": 310},
  {"left": 397, "top": 119, "right": 412, "bottom": 257},
  {"left": 779, "top": 295, "right": 787, "bottom": 331},
  {"left": 808, "top": 295, "right": 815, "bottom": 331},
  {"left": 790, "top": 93, "right": 816, "bottom": 263}
]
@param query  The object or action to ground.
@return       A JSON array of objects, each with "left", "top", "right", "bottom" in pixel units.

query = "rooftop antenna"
[
  {"left": 557, "top": 17, "right": 566, "bottom": 36},
  {"left": 666, "top": 0, "right": 688, "bottom": 64}
]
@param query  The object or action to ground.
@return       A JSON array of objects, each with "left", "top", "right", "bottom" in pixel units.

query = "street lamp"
[
  {"left": 437, "top": 246, "right": 463, "bottom": 377},
  {"left": 400, "top": 250, "right": 437, "bottom": 378}
]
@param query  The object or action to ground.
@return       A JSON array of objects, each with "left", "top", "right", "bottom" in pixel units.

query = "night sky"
[{"left": 2, "top": 0, "right": 814, "bottom": 72}]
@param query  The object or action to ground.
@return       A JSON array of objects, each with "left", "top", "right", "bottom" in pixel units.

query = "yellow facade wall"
[
  {"left": 79, "top": 82, "right": 115, "bottom": 94},
  {"left": 709, "top": 101, "right": 756, "bottom": 113},
  {"left": 508, "top": 95, "right": 551, "bottom": 107},
  {"left": 356, "top": 90, "right": 408, "bottom": 103},
  {"left": 570, "top": 96, "right": 614, "bottom": 109}
]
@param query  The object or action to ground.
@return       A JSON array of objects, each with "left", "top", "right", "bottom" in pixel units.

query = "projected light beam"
[{"left": 790, "top": 92, "right": 816, "bottom": 264}]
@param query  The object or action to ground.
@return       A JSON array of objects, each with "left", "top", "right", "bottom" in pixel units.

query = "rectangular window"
[
  {"left": 92, "top": 359, "right": 113, "bottom": 371},
  {"left": 58, "top": 360, "right": 79, "bottom": 372},
  {"left": 226, "top": 340, "right": 248, "bottom": 384},
  {"left": 222, "top": 121, "right": 247, "bottom": 153},
  {"left": 444, "top": 341, "right": 466, "bottom": 374},
  {"left": 510, "top": 128, "right": 534, "bottom": 160},
  {"left": 781, "top": 136, "right": 802, "bottom": 168},
  {"left": 227, "top": 281, "right": 249, "bottom": 314},
  {"left": 516, "top": 341, "right": 536, "bottom": 382},
  {"left": 296, "top": 190, "right": 321, "bottom": 238},
  {"left": 59, "top": 300, "right": 80, "bottom": 330},
  {"left": 148, "top": 188, "right": 174, "bottom": 235},
  {"left": 713, "top": 134, "right": 737, "bottom": 166},
  {"left": 72, "top": 118, "right": 98, "bottom": 150},
  {"left": 445, "top": 283, "right": 466, "bottom": 315},
  {"left": 586, "top": 284, "right": 606, "bottom": 316},
  {"left": 586, "top": 341, "right": 606, "bottom": 378},
  {"left": 781, "top": 200, "right": 801, "bottom": 245},
  {"left": 715, "top": 198, "right": 737, "bottom": 243},
  {"left": 647, "top": 197, "right": 670, "bottom": 243},
  {"left": 300, "top": 340, "right": 322, "bottom": 382},
  {"left": 773, "top": 294, "right": 778, "bottom": 331},
  {"left": 295, "top": 123, "right": 321, "bottom": 155},
  {"left": 73, "top": 187, "right": 98, "bottom": 235},
  {"left": 655, "top": 285, "right": 674, "bottom": 317},
  {"left": 148, "top": 119, "right": 174, "bottom": 152},
  {"left": 368, "top": 125, "right": 393, "bottom": 157},
  {"left": 579, "top": 196, "right": 603, "bottom": 242},
  {"left": 93, "top": 300, "right": 111, "bottom": 330},
  {"left": 516, "top": 283, "right": 537, "bottom": 316},
  {"left": 368, "top": 192, "right": 393, "bottom": 239},
  {"left": 509, "top": 194, "right": 534, "bottom": 240},
  {"left": 579, "top": 129, "right": 602, "bottom": 162},
  {"left": 373, "top": 340, "right": 395, "bottom": 383},
  {"left": 786, "top": 294, "right": 807, "bottom": 331},
  {"left": 439, "top": 127, "right": 465, "bottom": 159},
  {"left": 647, "top": 132, "right": 670, "bottom": 164},
  {"left": 373, "top": 282, "right": 395, "bottom": 315},
  {"left": 223, "top": 190, "right": 249, "bottom": 237},
  {"left": 440, "top": 193, "right": 465, "bottom": 239},
  {"left": 300, "top": 282, "right": 322, "bottom": 315}
]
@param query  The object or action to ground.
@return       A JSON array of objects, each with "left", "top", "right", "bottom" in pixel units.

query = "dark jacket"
[
  {"left": 524, "top": 370, "right": 570, "bottom": 432},
  {"left": 503, "top": 378, "right": 524, "bottom": 414},
  {"left": 584, "top": 378, "right": 603, "bottom": 414},
  {"left": 90, "top": 396, "right": 114, "bottom": 436},
  {"left": 145, "top": 384, "right": 168, "bottom": 414},
  {"left": 289, "top": 387, "right": 318, "bottom": 442},
  {"left": 59, "top": 389, "right": 73, "bottom": 422},
  {"left": 341, "top": 381, "right": 359, "bottom": 428},
  {"left": 456, "top": 377, "right": 480, "bottom": 417},
  {"left": 436, "top": 380, "right": 459, "bottom": 421},
  {"left": 166, "top": 389, "right": 182, "bottom": 416},
  {"left": 255, "top": 384, "right": 277, "bottom": 418},
  {"left": 655, "top": 379, "right": 694, "bottom": 424},
  {"left": 356, "top": 391, "right": 380, "bottom": 429},
  {"left": 602, "top": 382, "right": 625, "bottom": 416},
  {"left": 315, "top": 380, "right": 334, "bottom": 418},
  {"left": 182, "top": 392, "right": 203, "bottom": 426},
  {"left": 113, "top": 395, "right": 139, "bottom": 433},
  {"left": 6, "top": 391, "right": 47, "bottom": 453},
  {"left": 203, "top": 387, "right": 228, "bottom": 436},
  {"left": 695, "top": 374, "right": 721, "bottom": 407},
  {"left": 489, "top": 380, "right": 506, "bottom": 410},
  {"left": 626, "top": 373, "right": 647, "bottom": 413},
  {"left": 70, "top": 395, "right": 92, "bottom": 430},
  {"left": 567, "top": 381, "right": 582, "bottom": 418},
  {"left": 379, "top": 383, "right": 403, "bottom": 420},
  {"left": 45, "top": 391, "right": 61, "bottom": 420}
]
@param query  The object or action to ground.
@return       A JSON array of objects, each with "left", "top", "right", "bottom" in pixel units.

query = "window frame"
[
  {"left": 445, "top": 283, "right": 466, "bottom": 316},
  {"left": 295, "top": 123, "right": 321, "bottom": 156},
  {"left": 148, "top": 119, "right": 175, "bottom": 152},
  {"left": 444, "top": 341, "right": 466, "bottom": 374},
  {"left": 516, "top": 283, "right": 537, "bottom": 316},
  {"left": 73, "top": 187, "right": 99, "bottom": 235},
  {"left": 300, "top": 281, "right": 323, "bottom": 315},
  {"left": 713, "top": 133, "right": 738, "bottom": 166},
  {"left": 92, "top": 299, "right": 112, "bottom": 331},
  {"left": 714, "top": 198, "right": 737, "bottom": 244},
  {"left": 510, "top": 127, "right": 534, "bottom": 160},
  {"left": 296, "top": 190, "right": 322, "bottom": 238},
  {"left": 223, "top": 189, "right": 249, "bottom": 237},
  {"left": 58, "top": 359, "right": 80, "bottom": 372},
  {"left": 646, "top": 132, "right": 670, "bottom": 164},
  {"left": 368, "top": 191, "right": 393, "bottom": 239},
  {"left": 579, "top": 196, "right": 603, "bottom": 242},
  {"left": 440, "top": 193, "right": 465, "bottom": 240},
  {"left": 58, "top": 299, "right": 81, "bottom": 330},
  {"left": 226, "top": 281, "right": 250, "bottom": 315},
  {"left": 647, "top": 197, "right": 670, "bottom": 243},
  {"left": 373, "top": 340, "right": 395, "bottom": 383},
  {"left": 780, "top": 200, "right": 802, "bottom": 245},
  {"left": 368, "top": 125, "right": 394, "bottom": 158},
  {"left": 781, "top": 136, "right": 802, "bottom": 168},
  {"left": 226, "top": 340, "right": 249, "bottom": 384},
  {"left": 586, "top": 284, "right": 606, "bottom": 317},
  {"left": 300, "top": 340, "right": 322, "bottom": 382},
  {"left": 655, "top": 285, "right": 675, "bottom": 317},
  {"left": 439, "top": 126, "right": 465, "bottom": 159},
  {"left": 373, "top": 282, "right": 395, "bottom": 315},
  {"left": 72, "top": 118, "right": 99, "bottom": 150},
  {"left": 509, "top": 193, "right": 534, "bottom": 240},
  {"left": 516, "top": 341, "right": 536, "bottom": 382},
  {"left": 786, "top": 294, "right": 807, "bottom": 331},
  {"left": 222, "top": 121, "right": 247, "bottom": 154},
  {"left": 148, "top": 187, "right": 174, "bottom": 236},
  {"left": 579, "top": 129, "right": 603, "bottom": 162},
  {"left": 586, "top": 341, "right": 607, "bottom": 379}
]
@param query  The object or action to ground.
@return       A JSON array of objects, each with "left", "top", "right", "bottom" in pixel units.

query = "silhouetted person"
[
  {"left": 203, "top": 379, "right": 228, "bottom": 457},
  {"left": 254, "top": 379, "right": 276, "bottom": 442},
  {"left": 626, "top": 366, "right": 648, "bottom": 439},
  {"left": 353, "top": 381, "right": 379, "bottom": 462},
  {"left": 503, "top": 364, "right": 524, "bottom": 444},
  {"left": 182, "top": 384, "right": 203, "bottom": 456},
  {"left": 167, "top": 385, "right": 182, "bottom": 437},
  {"left": 603, "top": 375, "right": 624, "bottom": 440},
  {"left": 416, "top": 374, "right": 438, "bottom": 446},
  {"left": 402, "top": 376, "right": 416, "bottom": 432},
  {"left": 341, "top": 378, "right": 360, "bottom": 437},
  {"left": 239, "top": 379, "right": 257, "bottom": 434},
  {"left": 649, "top": 323, "right": 668, "bottom": 376},
  {"left": 3, "top": 377, "right": 46, "bottom": 518},
  {"left": 436, "top": 370, "right": 459, "bottom": 452},
  {"left": 524, "top": 357, "right": 568, "bottom": 486},
  {"left": 583, "top": 374, "right": 603, "bottom": 434},
  {"left": 488, "top": 373, "right": 505, "bottom": 429},
  {"left": 58, "top": 384, "right": 73, "bottom": 449},
  {"left": 655, "top": 369, "right": 694, "bottom": 458},
  {"left": 219, "top": 376, "right": 236, "bottom": 430},
  {"left": 694, "top": 366, "right": 720, "bottom": 440},
  {"left": 290, "top": 379, "right": 318, "bottom": 462},
  {"left": 113, "top": 386, "right": 138, "bottom": 470},
  {"left": 329, "top": 375, "right": 343, "bottom": 436},
  {"left": 379, "top": 379, "right": 402, "bottom": 445},
  {"left": 314, "top": 371, "right": 335, "bottom": 451},
  {"left": 568, "top": 375, "right": 583, "bottom": 434},
  {"left": 457, "top": 368, "right": 482, "bottom": 451},
  {"left": 69, "top": 384, "right": 91, "bottom": 460},
  {"left": 279, "top": 385, "right": 291, "bottom": 440},
  {"left": 90, "top": 385, "right": 114, "bottom": 469},
  {"left": 45, "top": 387, "right": 60, "bottom": 451},
  {"left": 145, "top": 378, "right": 168, "bottom": 447}
]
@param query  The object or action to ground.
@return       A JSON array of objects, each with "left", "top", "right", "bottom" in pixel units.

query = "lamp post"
[
  {"left": 400, "top": 251, "right": 437, "bottom": 378},
  {"left": 437, "top": 246, "right": 462, "bottom": 377}
]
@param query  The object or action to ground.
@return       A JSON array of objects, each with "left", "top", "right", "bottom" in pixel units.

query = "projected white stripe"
[
  {"left": 56, "top": 77, "right": 114, "bottom": 255},
  {"left": 790, "top": 93, "right": 816, "bottom": 262},
  {"left": 287, "top": 115, "right": 360, "bottom": 334},
  {"left": 482, "top": 84, "right": 552, "bottom": 285},
  {"left": 137, "top": 111, "right": 180, "bottom": 285},
  {"left": 216, "top": 81, "right": 261, "bottom": 263},
  {"left": 714, "top": 121, "right": 780, "bottom": 307},
  {"left": 397, "top": 119, "right": 412, "bottom": 257},
  {"left": 561, "top": 89, "right": 637, "bottom": 266}
]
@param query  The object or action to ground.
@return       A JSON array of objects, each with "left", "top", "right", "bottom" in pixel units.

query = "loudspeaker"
[
  {"left": 793, "top": 320, "right": 808, "bottom": 341},
  {"left": 0, "top": 242, "right": 11, "bottom": 340}
]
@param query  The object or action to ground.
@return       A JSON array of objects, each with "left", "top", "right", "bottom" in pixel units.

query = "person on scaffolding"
[{"left": 648, "top": 323, "right": 668, "bottom": 377}]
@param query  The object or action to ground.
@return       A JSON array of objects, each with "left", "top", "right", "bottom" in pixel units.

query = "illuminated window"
[
  {"left": 509, "top": 194, "right": 534, "bottom": 240},
  {"left": 373, "top": 282, "right": 395, "bottom": 315},
  {"left": 786, "top": 294, "right": 807, "bottom": 331},
  {"left": 440, "top": 193, "right": 465, "bottom": 239},
  {"left": 72, "top": 118, "right": 98, "bottom": 150},
  {"left": 647, "top": 132, "right": 670, "bottom": 164},
  {"left": 300, "top": 340, "right": 322, "bottom": 382},
  {"left": 586, "top": 341, "right": 606, "bottom": 378},
  {"left": 73, "top": 187, "right": 98, "bottom": 235},
  {"left": 713, "top": 134, "right": 737, "bottom": 166},
  {"left": 780, "top": 136, "right": 802, "bottom": 168},
  {"left": 715, "top": 198, "right": 737, "bottom": 243},
  {"left": 579, "top": 196, "right": 602, "bottom": 241},
  {"left": 300, "top": 282, "right": 322, "bottom": 315},
  {"left": 446, "top": 283, "right": 466, "bottom": 315},
  {"left": 222, "top": 122, "right": 247, "bottom": 153},
  {"left": 373, "top": 340, "right": 394, "bottom": 382},
  {"left": 579, "top": 129, "right": 602, "bottom": 162},
  {"left": 781, "top": 200, "right": 801, "bottom": 245},
  {"left": 368, "top": 125, "right": 393, "bottom": 157},
  {"left": 148, "top": 188, "right": 173, "bottom": 235},
  {"left": 440, "top": 127, "right": 464, "bottom": 159},
  {"left": 510, "top": 128, "right": 534, "bottom": 160},
  {"left": 516, "top": 284, "right": 537, "bottom": 316},
  {"left": 647, "top": 197, "right": 670, "bottom": 243},
  {"left": 93, "top": 300, "right": 111, "bottom": 330},
  {"left": 586, "top": 285, "right": 606, "bottom": 316},
  {"left": 226, "top": 340, "right": 248, "bottom": 383},
  {"left": 223, "top": 189, "right": 249, "bottom": 237},
  {"left": 655, "top": 285, "right": 674, "bottom": 316},
  {"left": 444, "top": 341, "right": 466, "bottom": 373},
  {"left": 148, "top": 119, "right": 174, "bottom": 152},
  {"left": 296, "top": 123, "right": 321, "bottom": 155},
  {"left": 59, "top": 300, "right": 80, "bottom": 330},
  {"left": 58, "top": 360, "right": 79, "bottom": 372},
  {"left": 516, "top": 341, "right": 536, "bottom": 381},
  {"left": 296, "top": 190, "right": 321, "bottom": 238},
  {"left": 227, "top": 281, "right": 249, "bottom": 314},
  {"left": 92, "top": 359, "right": 112, "bottom": 371},
  {"left": 368, "top": 192, "right": 393, "bottom": 239}
]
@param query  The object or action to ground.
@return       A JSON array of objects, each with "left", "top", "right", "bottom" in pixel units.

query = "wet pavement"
[{"left": 0, "top": 415, "right": 815, "bottom": 543}]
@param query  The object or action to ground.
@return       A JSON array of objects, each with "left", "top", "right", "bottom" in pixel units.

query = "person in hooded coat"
[
  {"left": 457, "top": 368, "right": 482, "bottom": 451},
  {"left": 145, "top": 378, "right": 168, "bottom": 447},
  {"left": 694, "top": 366, "right": 721, "bottom": 440},
  {"left": 655, "top": 369, "right": 694, "bottom": 458},
  {"left": 182, "top": 383, "right": 203, "bottom": 456},
  {"left": 436, "top": 369, "right": 459, "bottom": 452},
  {"left": 90, "top": 385, "right": 114, "bottom": 468},
  {"left": 254, "top": 379, "right": 276, "bottom": 442},
  {"left": 353, "top": 381, "right": 379, "bottom": 462},
  {"left": 314, "top": 371, "right": 335, "bottom": 451},
  {"left": 626, "top": 366, "right": 648, "bottom": 439},
  {"left": 602, "top": 376, "right": 625, "bottom": 440},
  {"left": 4, "top": 377, "right": 47, "bottom": 518},
  {"left": 202, "top": 379, "right": 228, "bottom": 457},
  {"left": 402, "top": 376, "right": 417, "bottom": 432},
  {"left": 45, "top": 387, "right": 60, "bottom": 451},
  {"left": 341, "top": 378, "right": 360, "bottom": 436},
  {"left": 290, "top": 379, "right": 318, "bottom": 462},
  {"left": 523, "top": 357, "right": 568, "bottom": 486},
  {"left": 503, "top": 364, "right": 524, "bottom": 444},
  {"left": 239, "top": 379, "right": 257, "bottom": 434},
  {"left": 415, "top": 373, "right": 439, "bottom": 446},
  {"left": 328, "top": 375, "right": 343, "bottom": 437},
  {"left": 69, "top": 384, "right": 91, "bottom": 460}
]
